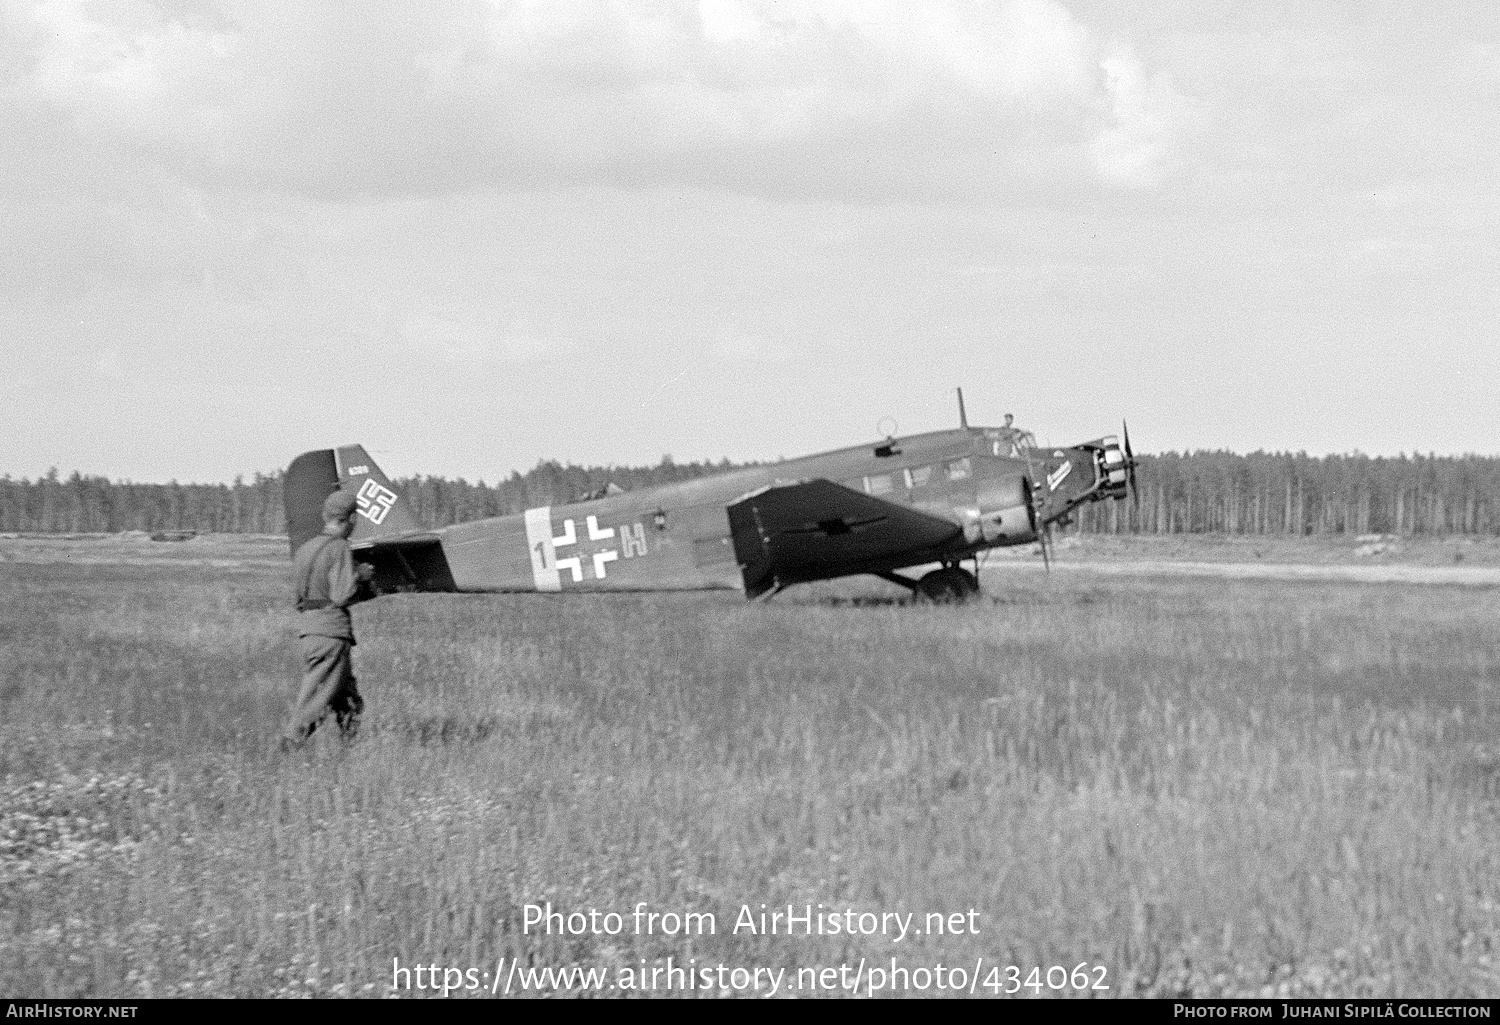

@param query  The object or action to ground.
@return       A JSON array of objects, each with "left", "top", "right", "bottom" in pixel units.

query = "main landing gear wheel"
[{"left": 918, "top": 566, "right": 980, "bottom": 604}]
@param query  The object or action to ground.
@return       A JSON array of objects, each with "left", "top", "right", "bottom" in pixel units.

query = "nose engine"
[
  {"left": 966, "top": 475, "right": 1038, "bottom": 545},
  {"left": 1099, "top": 435, "right": 1129, "bottom": 499}
]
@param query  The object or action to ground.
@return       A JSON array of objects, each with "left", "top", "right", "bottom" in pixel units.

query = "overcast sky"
[{"left": 1, "top": 0, "right": 1496, "bottom": 483}]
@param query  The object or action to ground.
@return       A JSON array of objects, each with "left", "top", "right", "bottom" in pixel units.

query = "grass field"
[{"left": 3, "top": 535, "right": 1500, "bottom": 998}]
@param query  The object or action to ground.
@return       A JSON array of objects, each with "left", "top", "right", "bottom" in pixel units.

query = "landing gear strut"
[{"left": 874, "top": 563, "right": 981, "bottom": 603}]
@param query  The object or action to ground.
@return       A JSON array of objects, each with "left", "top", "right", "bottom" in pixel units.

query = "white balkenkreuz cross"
[{"left": 550, "top": 515, "right": 618, "bottom": 581}]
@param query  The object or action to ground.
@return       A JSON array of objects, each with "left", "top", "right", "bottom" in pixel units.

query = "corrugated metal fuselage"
[{"left": 428, "top": 428, "right": 1053, "bottom": 593}]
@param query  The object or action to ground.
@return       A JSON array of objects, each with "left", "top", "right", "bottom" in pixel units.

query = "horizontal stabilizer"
[{"left": 352, "top": 534, "right": 457, "bottom": 593}]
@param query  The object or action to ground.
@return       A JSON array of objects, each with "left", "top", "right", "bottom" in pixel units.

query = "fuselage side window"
[
  {"left": 907, "top": 465, "right": 933, "bottom": 489},
  {"left": 864, "top": 473, "right": 895, "bottom": 496},
  {"left": 946, "top": 458, "right": 972, "bottom": 481}
]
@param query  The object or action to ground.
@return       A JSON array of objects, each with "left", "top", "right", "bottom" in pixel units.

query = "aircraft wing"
[{"left": 727, "top": 479, "right": 963, "bottom": 598}]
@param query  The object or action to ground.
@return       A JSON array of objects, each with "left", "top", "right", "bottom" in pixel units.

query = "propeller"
[
  {"left": 1020, "top": 448, "right": 1051, "bottom": 574},
  {"left": 1027, "top": 476, "right": 1051, "bottom": 573},
  {"left": 1123, "top": 419, "right": 1140, "bottom": 512}
]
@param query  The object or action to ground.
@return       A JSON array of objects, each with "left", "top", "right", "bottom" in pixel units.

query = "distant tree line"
[
  {"left": 1072, "top": 452, "right": 1500, "bottom": 536},
  {"left": 0, "top": 456, "right": 743, "bottom": 534},
  {"left": 3, "top": 451, "right": 1499, "bottom": 536}
]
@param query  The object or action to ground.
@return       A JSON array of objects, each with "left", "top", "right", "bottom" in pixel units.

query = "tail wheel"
[{"left": 919, "top": 567, "right": 979, "bottom": 603}]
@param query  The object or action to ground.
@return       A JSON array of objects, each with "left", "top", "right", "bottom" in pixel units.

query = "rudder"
[
  {"left": 283, "top": 445, "right": 419, "bottom": 556},
  {"left": 284, "top": 449, "right": 340, "bottom": 556}
]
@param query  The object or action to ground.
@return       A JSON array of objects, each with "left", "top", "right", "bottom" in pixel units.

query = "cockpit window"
[
  {"left": 906, "top": 466, "right": 932, "bottom": 489},
  {"left": 986, "top": 426, "right": 1037, "bottom": 458},
  {"left": 946, "top": 458, "right": 972, "bottom": 481},
  {"left": 864, "top": 473, "right": 895, "bottom": 495}
]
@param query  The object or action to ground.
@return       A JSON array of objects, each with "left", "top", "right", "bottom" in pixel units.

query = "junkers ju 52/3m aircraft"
[{"left": 284, "top": 399, "right": 1138, "bottom": 602}]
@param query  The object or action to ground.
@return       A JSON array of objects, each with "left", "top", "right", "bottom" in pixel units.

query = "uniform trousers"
[{"left": 286, "top": 634, "right": 364, "bottom": 743}]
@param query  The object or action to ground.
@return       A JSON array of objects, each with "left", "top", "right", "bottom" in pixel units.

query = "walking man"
[{"left": 285, "top": 489, "right": 375, "bottom": 749}]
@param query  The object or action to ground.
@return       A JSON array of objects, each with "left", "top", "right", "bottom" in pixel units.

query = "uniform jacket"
[{"left": 292, "top": 531, "right": 369, "bottom": 641}]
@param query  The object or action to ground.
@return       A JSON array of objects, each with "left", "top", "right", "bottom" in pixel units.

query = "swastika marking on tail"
[{"left": 355, "top": 479, "right": 398, "bottom": 524}]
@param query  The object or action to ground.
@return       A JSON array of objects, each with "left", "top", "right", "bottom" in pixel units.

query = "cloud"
[
  {"left": 94, "top": 342, "right": 123, "bottom": 379},
  {"left": 697, "top": 0, "right": 762, "bottom": 45},
  {"left": 397, "top": 308, "right": 567, "bottom": 368},
  {"left": 707, "top": 323, "right": 797, "bottom": 365},
  {"left": 13, "top": 0, "right": 236, "bottom": 144},
  {"left": 1088, "top": 45, "right": 1181, "bottom": 186},
  {"left": 0, "top": 183, "right": 308, "bottom": 299},
  {"left": 2, "top": 0, "right": 1185, "bottom": 201}
]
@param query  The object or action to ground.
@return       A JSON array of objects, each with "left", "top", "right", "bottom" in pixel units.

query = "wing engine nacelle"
[{"left": 964, "top": 475, "right": 1038, "bottom": 546}]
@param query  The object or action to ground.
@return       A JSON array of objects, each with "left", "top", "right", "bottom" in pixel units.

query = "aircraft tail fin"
[{"left": 283, "top": 444, "right": 421, "bottom": 555}]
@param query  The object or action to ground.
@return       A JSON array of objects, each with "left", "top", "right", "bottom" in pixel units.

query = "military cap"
[{"left": 322, "top": 489, "right": 359, "bottom": 521}]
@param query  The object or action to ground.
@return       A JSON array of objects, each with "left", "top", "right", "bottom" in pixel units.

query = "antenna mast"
[{"left": 956, "top": 387, "right": 969, "bottom": 429}]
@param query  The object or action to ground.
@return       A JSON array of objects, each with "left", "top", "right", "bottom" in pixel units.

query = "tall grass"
[{"left": 3, "top": 553, "right": 1499, "bottom": 997}]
